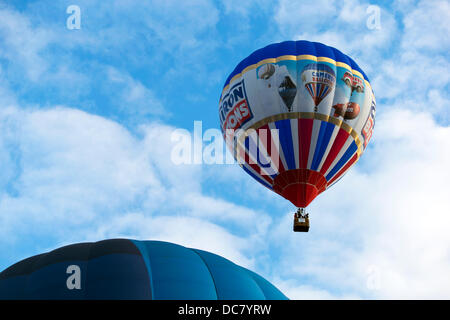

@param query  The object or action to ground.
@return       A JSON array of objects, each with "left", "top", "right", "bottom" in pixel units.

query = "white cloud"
[
  {"left": 73, "top": 0, "right": 220, "bottom": 57},
  {"left": 268, "top": 108, "right": 450, "bottom": 299},
  {"left": 401, "top": 0, "right": 450, "bottom": 52},
  {"left": 0, "top": 6, "right": 54, "bottom": 81},
  {"left": 275, "top": 281, "right": 360, "bottom": 300},
  {"left": 82, "top": 213, "right": 256, "bottom": 269},
  {"left": 0, "top": 1, "right": 221, "bottom": 121},
  {"left": 220, "top": 0, "right": 271, "bottom": 17},
  {"left": 0, "top": 0, "right": 449, "bottom": 300},
  {"left": 106, "top": 67, "right": 166, "bottom": 117},
  {"left": 0, "top": 105, "right": 270, "bottom": 272},
  {"left": 273, "top": 0, "right": 400, "bottom": 89},
  {"left": 275, "top": 0, "right": 338, "bottom": 34},
  {"left": 246, "top": 0, "right": 450, "bottom": 298}
]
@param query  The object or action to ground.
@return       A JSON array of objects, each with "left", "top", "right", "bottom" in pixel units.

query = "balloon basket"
[{"left": 293, "top": 208, "right": 310, "bottom": 232}]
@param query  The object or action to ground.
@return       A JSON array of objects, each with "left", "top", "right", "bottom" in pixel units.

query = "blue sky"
[{"left": 0, "top": 0, "right": 449, "bottom": 299}]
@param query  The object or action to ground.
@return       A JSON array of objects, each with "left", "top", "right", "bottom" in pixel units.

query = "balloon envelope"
[
  {"left": 0, "top": 239, "right": 287, "bottom": 300},
  {"left": 219, "top": 40, "right": 376, "bottom": 208}
]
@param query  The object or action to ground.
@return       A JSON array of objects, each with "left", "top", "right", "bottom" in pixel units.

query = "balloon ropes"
[{"left": 218, "top": 40, "right": 376, "bottom": 232}]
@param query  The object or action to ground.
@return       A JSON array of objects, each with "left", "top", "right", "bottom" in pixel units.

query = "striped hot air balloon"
[
  {"left": 301, "top": 63, "right": 336, "bottom": 107},
  {"left": 218, "top": 40, "right": 376, "bottom": 232}
]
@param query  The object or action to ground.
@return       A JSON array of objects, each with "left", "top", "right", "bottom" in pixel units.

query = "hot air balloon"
[
  {"left": 219, "top": 40, "right": 376, "bottom": 232},
  {"left": 301, "top": 63, "right": 336, "bottom": 108},
  {"left": 0, "top": 239, "right": 287, "bottom": 300}
]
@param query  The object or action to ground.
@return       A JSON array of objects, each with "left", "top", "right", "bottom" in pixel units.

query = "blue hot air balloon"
[{"left": 0, "top": 239, "right": 287, "bottom": 300}]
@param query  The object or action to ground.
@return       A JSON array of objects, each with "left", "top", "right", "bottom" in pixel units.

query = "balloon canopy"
[
  {"left": 0, "top": 239, "right": 288, "bottom": 300},
  {"left": 219, "top": 40, "right": 376, "bottom": 208}
]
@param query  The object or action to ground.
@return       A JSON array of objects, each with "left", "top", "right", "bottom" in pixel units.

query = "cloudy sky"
[{"left": 0, "top": 0, "right": 449, "bottom": 299}]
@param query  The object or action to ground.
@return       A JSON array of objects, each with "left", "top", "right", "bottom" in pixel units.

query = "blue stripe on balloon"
[
  {"left": 244, "top": 136, "right": 277, "bottom": 179},
  {"left": 242, "top": 164, "right": 273, "bottom": 189},
  {"left": 275, "top": 119, "right": 296, "bottom": 170},
  {"left": 325, "top": 141, "right": 358, "bottom": 181},
  {"left": 311, "top": 121, "right": 335, "bottom": 171},
  {"left": 306, "top": 83, "right": 314, "bottom": 97},
  {"left": 244, "top": 135, "right": 253, "bottom": 159},
  {"left": 321, "top": 85, "right": 330, "bottom": 98},
  {"left": 244, "top": 135, "right": 263, "bottom": 166}
]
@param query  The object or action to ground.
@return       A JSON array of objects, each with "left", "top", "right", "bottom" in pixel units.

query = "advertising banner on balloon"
[{"left": 219, "top": 58, "right": 375, "bottom": 149}]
